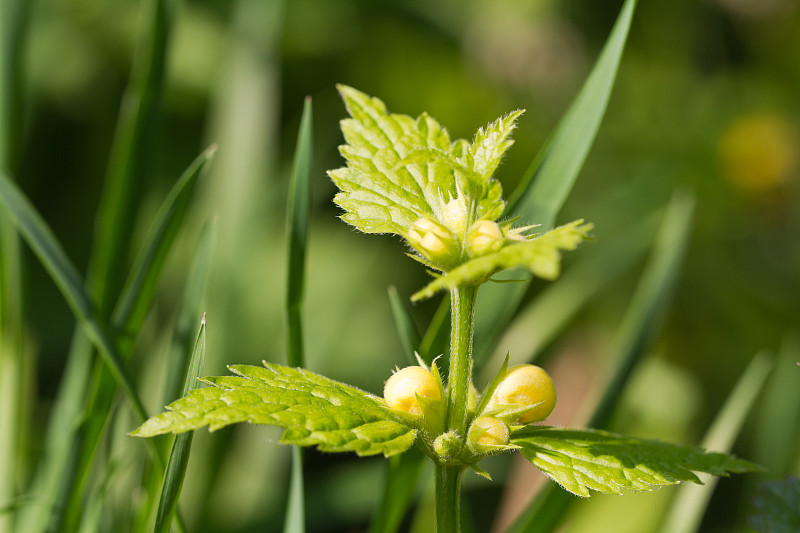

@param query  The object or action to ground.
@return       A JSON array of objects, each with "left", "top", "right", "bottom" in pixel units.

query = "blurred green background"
[{"left": 4, "top": 0, "right": 799, "bottom": 531}]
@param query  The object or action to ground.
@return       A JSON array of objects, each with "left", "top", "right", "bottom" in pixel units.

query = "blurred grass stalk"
[
  {"left": 472, "top": 0, "right": 639, "bottom": 367},
  {"left": 660, "top": 352, "right": 773, "bottom": 533},
  {"left": 0, "top": 0, "right": 30, "bottom": 532},
  {"left": 505, "top": 190, "right": 695, "bottom": 533},
  {"left": 154, "top": 314, "right": 209, "bottom": 533},
  {"left": 16, "top": 0, "right": 178, "bottom": 530},
  {"left": 283, "top": 97, "right": 313, "bottom": 533}
]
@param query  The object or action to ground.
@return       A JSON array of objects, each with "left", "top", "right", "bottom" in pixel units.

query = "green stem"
[
  {"left": 435, "top": 465, "right": 463, "bottom": 533},
  {"left": 437, "top": 285, "right": 477, "bottom": 532},
  {"left": 446, "top": 286, "right": 477, "bottom": 437}
]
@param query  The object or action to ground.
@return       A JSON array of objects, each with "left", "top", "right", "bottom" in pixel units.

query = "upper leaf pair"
[{"left": 328, "top": 86, "right": 591, "bottom": 298}]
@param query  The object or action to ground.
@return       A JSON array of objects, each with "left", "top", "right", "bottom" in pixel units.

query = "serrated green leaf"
[
  {"left": 411, "top": 220, "right": 592, "bottom": 301},
  {"left": 132, "top": 362, "right": 416, "bottom": 457},
  {"left": 748, "top": 476, "right": 800, "bottom": 533},
  {"left": 329, "top": 86, "right": 517, "bottom": 238},
  {"left": 512, "top": 427, "right": 759, "bottom": 498},
  {"left": 468, "top": 109, "right": 524, "bottom": 181}
]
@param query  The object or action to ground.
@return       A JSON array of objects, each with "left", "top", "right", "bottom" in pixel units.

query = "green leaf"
[
  {"left": 512, "top": 427, "right": 759, "bottom": 498},
  {"left": 748, "top": 476, "right": 800, "bottom": 533},
  {"left": 329, "top": 85, "right": 454, "bottom": 234},
  {"left": 132, "top": 363, "right": 417, "bottom": 457},
  {"left": 153, "top": 316, "right": 207, "bottom": 533},
  {"left": 412, "top": 220, "right": 592, "bottom": 301},
  {"left": 329, "top": 86, "right": 518, "bottom": 237}
]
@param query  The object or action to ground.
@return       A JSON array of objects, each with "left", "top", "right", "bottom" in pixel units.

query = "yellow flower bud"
[
  {"left": 467, "top": 220, "right": 504, "bottom": 256},
  {"left": 383, "top": 366, "right": 441, "bottom": 415},
  {"left": 490, "top": 364, "right": 556, "bottom": 423},
  {"left": 468, "top": 416, "right": 509, "bottom": 448},
  {"left": 406, "top": 217, "right": 459, "bottom": 266}
]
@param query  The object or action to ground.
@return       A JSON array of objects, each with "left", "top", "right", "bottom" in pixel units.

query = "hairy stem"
[
  {"left": 435, "top": 465, "right": 463, "bottom": 533},
  {"left": 437, "top": 285, "right": 477, "bottom": 532},
  {"left": 446, "top": 285, "right": 477, "bottom": 437}
]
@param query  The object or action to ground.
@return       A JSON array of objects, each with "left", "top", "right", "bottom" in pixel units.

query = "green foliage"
[
  {"left": 329, "top": 85, "right": 515, "bottom": 243},
  {"left": 132, "top": 362, "right": 416, "bottom": 457},
  {"left": 512, "top": 427, "right": 759, "bottom": 498},
  {"left": 412, "top": 220, "right": 592, "bottom": 301},
  {"left": 748, "top": 476, "right": 800, "bottom": 533}
]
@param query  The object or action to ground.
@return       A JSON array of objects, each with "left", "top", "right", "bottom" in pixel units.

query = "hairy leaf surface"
[
  {"left": 132, "top": 363, "right": 416, "bottom": 457},
  {"left": 412, "top": 220, "right": 592, "bottom": 300},
  {"left": 513, "top": 427, "right": 759, "bottom": 497},
  {"left": 329, "top": 85, "right": 516, "bottom": 236}
]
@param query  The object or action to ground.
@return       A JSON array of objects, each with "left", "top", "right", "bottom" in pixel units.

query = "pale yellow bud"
[
  {"left": 490, "top": 364, "right": 556, "bottom": 423},
  {"left": 406, "top": 217, "right": 458, "bottom": 267},
  {"left": 383, "top": 366, "right": 441, "bottom": 415},
  {"left": 468, "top": 416, "right": 509, "bottom": 448},
  {"left": 467, "top": 220, "right": 503, "bottom": 256}
]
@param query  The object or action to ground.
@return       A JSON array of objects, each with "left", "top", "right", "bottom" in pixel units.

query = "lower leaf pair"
[{"left": 132, "top": 361, "right": 759, "bottom": 497}]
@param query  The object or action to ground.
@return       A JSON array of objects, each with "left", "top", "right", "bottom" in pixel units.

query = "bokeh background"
[{"left": 6, "top": 0, "right": 800, "bottom": 531}]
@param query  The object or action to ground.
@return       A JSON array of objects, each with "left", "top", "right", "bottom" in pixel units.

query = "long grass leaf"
[
  {"left": 114, "top": 145, "right": 218, "bottom": 342},
  {"left": 162, "top": 220, "right": 216, "bottom": 405},
  {"left": 89, "top": 0, "right": 177, "bottom": 311},
  {"left": 471, "top": 0, "right": 638, "bottom": 372},
  {"left": 416, "top": 0, "right": 638, "bottom": 374},
  {"left": 283, "top": 97, "right": 313, "bottom": 533},
  {"left": 153, "top": 317, "right": 207, "bottom": 533},
  {"left": 285, "top": 96, "right": 313, "bottom": 369},
  {"left": 752, "top": 335, "right": 800, "bottom": 476},
  {"left": 506, "top": 190, "right": 695, "bottom": 533},
  {"left": 0, "top": 171, "right": 150, "bottom": 432},
  {"left": 17, "top": 1, "right": 178, "bottom": 530},
  {"left": 388, "top": 286, "right": 422, "bottom": 366},
  {"left": 660, "top": 352, "right": 772, "bottom": 533},
  {"left": 64, "top": 147, "right": 215, "bottom": 529}
]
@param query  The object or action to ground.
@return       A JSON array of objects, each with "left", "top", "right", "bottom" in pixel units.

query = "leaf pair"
[{"left": 132, "top": 362, "right": 758, "bottom": 497}]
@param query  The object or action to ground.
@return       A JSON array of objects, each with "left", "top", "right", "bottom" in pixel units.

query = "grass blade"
[
  {"left": 506, "top": 190, "right": 695, "bottom": 533},
  {"left": 0, "top": 171, "right": 150, "bottom": 433},
  {"left": 752, "top": 335, "right": 800, "bottom": 476},
  {"left": 162, "top": 220, "right": 216, "bottom": 405},
  {"left": 153, "top": 316, "right": 207, "bottom": 533},
  {"left": 285, "top": 96, "right": 313, "bottom": 369},
  {"left": 62, "top": 147, "right": 215, "bottom": 529},
  {"left": 283, "top": 97, "right": 313, "bottom": 533},
  {"left": 89, "top": 0, "right": 178, "bottom": 312},
  {"left": 416, "top": 0, "right": 638, "bottom": 372},
  {"left": 17, "top": 0, "right": 178, "bottom": 530},
  {"left": 388, "top": 286, "right": 422, "bottom": 366},
  {"left": 660, "top": 352, "right": 772, "bottom": 533},
  {"left": 471, "top": 0, "right": 638, "bottom": 370},
  {"left": 114, "top": 145, "right": 218, "bottom": 342}
]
